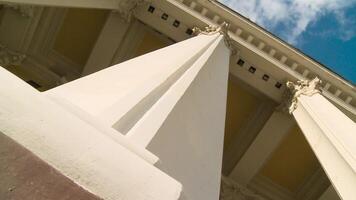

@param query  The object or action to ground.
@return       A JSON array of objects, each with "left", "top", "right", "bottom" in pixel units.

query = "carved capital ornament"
[
  {"left": 193, "top": 22, "right": 238, "bottom": 55},
  {"left": 279, "top": 77, "right": 322, "bottom": 114}
]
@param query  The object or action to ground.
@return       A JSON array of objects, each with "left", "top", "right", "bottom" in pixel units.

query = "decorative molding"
[
  {"left": 291, "top": 83, "right": 356, "bottom": 200},
  {"left": 192, "top": 22, "right": 227, "bottom": 35},
  {"left": 277, "top": 78, "right": 322, "bottom": 114},
  {"left": 169, "top": 0, "right": 355, "bottom": 112},
  {"left": 221, "top": 176, "right": 266, "bottom": 200},
  {"left": 2, "top": 4, "right": 34, "bottom": 17},
  {"left": 0, "top": 44, "right": 26, "bottom": 66},
  {"left": 285, "top": 77, "right": 322, "bottom": 113},
  {"left": 193, "top": 22, "right": 237, "bottom": 55},
  {"left": 229, "top": 56, "right": 284, "bottom": 102},
  {"left": 116, "top": 0, "right": 151, "bottom": 22}
]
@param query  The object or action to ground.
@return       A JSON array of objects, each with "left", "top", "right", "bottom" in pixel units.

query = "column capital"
[
  {"left": 278, "top": 77, "right": 322, "bottom": 114},
  {"left": 193, "top": 22, "right": 238, "bottom": 55}
]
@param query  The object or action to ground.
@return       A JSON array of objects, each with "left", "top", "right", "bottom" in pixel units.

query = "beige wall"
[
  {"left": 224, "top": 79, "right": 260, "bottom": 150},
  {"left": 260, "top": 125, "right": 320, "bottom": 192},
  {"left": 54, "top": 8, "right": 109, "bottom": 69},
  {"left": 134, "top": 31, "right": 170, "bottom": 57}
]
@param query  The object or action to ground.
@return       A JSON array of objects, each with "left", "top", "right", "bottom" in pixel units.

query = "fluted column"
[
  {"left": 286, "top": 78, "right": 356, "bottom": 200},
  {"left": 0, "top": 67, "right": 182, "bottom": 200},
  {"left": 45, "top": 22, "right": 233, "bottom": 200}
]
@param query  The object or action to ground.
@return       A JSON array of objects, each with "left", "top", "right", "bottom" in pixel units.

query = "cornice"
[{"left": 165, "top": 0, "right": 355, "bottom": 114}]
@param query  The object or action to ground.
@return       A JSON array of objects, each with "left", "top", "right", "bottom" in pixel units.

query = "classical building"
[{"left": 0, "top": 0, "right": 355, "bottom": 200}]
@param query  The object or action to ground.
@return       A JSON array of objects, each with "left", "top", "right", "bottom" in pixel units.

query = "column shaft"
[{"left": 292, "top": 91, "right": 356, "bottom": 200}]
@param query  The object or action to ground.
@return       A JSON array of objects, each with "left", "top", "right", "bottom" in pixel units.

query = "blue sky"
[{"left": 220, "top": 0, "right": 356, "bottom": 84}]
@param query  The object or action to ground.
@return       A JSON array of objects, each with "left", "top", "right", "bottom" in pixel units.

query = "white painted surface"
[
  {"left": 44, "top": 33, "right": 229, "bottom": 200},
  {"left": 229, "top": 111, "right": 295, "bottom": 185},
  {"left": 0, "top": 67, "right": 182, "bottom": 200},
  {"left": 293, "top": 93, "right": 356, "bottom": 200},
  {"left": 127, "top": 35, "right": 223, "bottom": 146},
  {"left": 147, "top": 35, "right": 230, "bottom": 200},
  {"left": 46, "top": 34, "right": 219, "bottom": 129},
  {"left": 45, "top": 93, "right": 159, "bottom": 164}
]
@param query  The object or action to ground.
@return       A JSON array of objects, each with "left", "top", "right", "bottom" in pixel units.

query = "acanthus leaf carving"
[
  {"left": 277, "top": 77, "right": 322, "bottom": 114},
  {"left": 193, "top": 22, "right": 238, "bottom": 55}
]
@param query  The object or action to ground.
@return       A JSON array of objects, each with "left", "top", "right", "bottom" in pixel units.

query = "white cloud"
[{"left": 220, "top": 0, "right": 356, "bottom": 44}]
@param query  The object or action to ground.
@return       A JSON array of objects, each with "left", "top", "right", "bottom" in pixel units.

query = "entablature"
[{"left": 133, "top": 0, "right": 355, "bottom": 117}]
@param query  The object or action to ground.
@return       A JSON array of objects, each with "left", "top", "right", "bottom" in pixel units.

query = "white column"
[
  {"left": 229, "top": 111, "right": 295, "bottom": 185},
  {"left": 45, "top": 23, "right": 231, "bottom": 200},
  {"left": 146, "top": 33, "right": 230, "bottom": 200},
  {"left": 126, "top": 34, "right": 226, "bottom": 146},
  {"left": 287, "top": 78, "right": 356, "bottom": 200},
  {"left": 0, "top": 67, "right": 182, "bottom": 200},
  {"left": 45, "top": 32, "right": 222, "bottom": 132}
]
